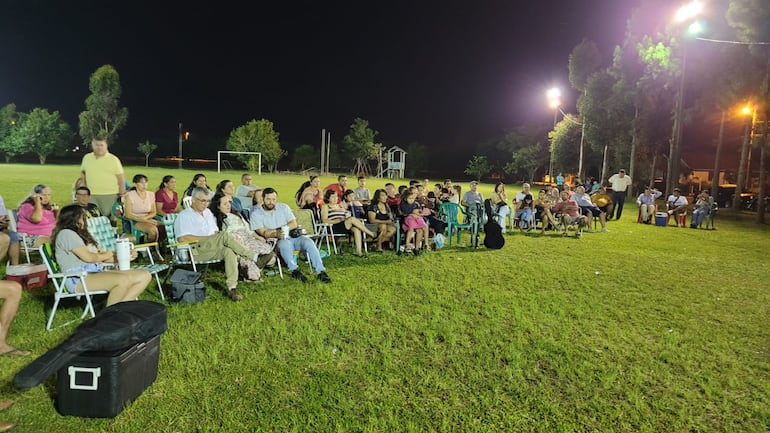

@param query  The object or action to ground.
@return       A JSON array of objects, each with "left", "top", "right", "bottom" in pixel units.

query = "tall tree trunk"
[
  {"left": 628, "top": 106, "right": 639, "bottom": 195},
  {"left": 600, "top": 143, "right": 609, "bottom": 184},
  {"left": 38, "top": 154, "right": 46, "bottom": 165},
  {"left": 713, "top": 110, "right": 725, "bottom": 204},
  {"left": 757, "top": 54, "right": 770, "bottom": 224},
  {"left": 649, "top": 153, "right": 657, "bottom": 188},
  {"left": 734, "top": 115, "right": 752, "bottom": 209}
]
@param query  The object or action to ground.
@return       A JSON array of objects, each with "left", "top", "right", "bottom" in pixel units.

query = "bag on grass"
[{"left": 170, "top": 269, "right": 205, "bottom": 304}]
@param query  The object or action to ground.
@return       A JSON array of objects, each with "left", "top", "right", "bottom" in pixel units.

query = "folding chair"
[
  {"left": 87, "top": 216, "right": 168, "bottom": 301},
  {"left": 162, "top": 214, "right": 222, "bottom": 274},
  {"left": 9, "top": 209, "right": 37, "bottom": 263},
  {"left": 295, "top": 208, "right": 333, "bottom": 256},
  {"left": 39, "top": 243, "right": 109, "bottom": 331},
  {"left": 438, "top": 202, "right": 478, "bottom": 247}
]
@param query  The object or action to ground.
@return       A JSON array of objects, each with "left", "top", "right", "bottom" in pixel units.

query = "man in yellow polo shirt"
[{"left": 79, "top": 138, "right": 126, "bottom": 217}]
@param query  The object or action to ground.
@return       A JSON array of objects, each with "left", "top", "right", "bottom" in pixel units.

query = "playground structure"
[{"left": 379, "top": 145, "right": 407, "bottom": 179}]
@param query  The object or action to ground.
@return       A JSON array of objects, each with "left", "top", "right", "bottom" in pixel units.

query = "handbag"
[{"left": 169, "top": 269, "right": 205, "bottom": 304}]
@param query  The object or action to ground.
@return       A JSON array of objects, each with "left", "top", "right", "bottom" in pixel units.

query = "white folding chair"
[{"left": 39, "top": 243, "right": 109, "bottom": 331}]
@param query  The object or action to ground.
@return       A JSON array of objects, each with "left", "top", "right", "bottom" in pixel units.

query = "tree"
[
  {"left": 78, "top": 65, "right": 129, "bottom": 145},
  {"left": 291, "top": 144, "right": 317, "bottom": 171},
  {"left": 504, "top": 141, "right": 548, "bottom": 183},
  {"left": 343, "top": 117, "right": 381, "bottom": 176},
  {"left": 0, "top": 104, "right": 20, "bottom": 162},
  {"left": 569, "top": 39, "right": 603, "bottom": 180},
  {"left": 464, "top": 155, "right": 491, "bottom": 181},
  {"left": 405, "top": 142, "right": 428, "bottom": 178},
  {"left": 550, "top": 115, "right": 586, "bottom": 176},
  {"left": 226, "top": 119, "right": 286, "bottom": 172},
  {"left": 137, "top": 140, "right": 157, "bottom": 167},
  {"left": 9, "top": 108, "right": 71, "bottom": 164}
]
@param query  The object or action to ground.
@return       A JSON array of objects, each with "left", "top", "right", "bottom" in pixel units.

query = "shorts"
[
  {"left": 21, "top": 234, "right": 44, "bottom": 248},
  {"left": 63, "top": 263, "right": 105, "bottom": 292},
  {"left": 5, "top": 230, "right": 20, "bottom": 244},
  {"left": 581, "top": 206, "right": 601, "bottom": 217}
]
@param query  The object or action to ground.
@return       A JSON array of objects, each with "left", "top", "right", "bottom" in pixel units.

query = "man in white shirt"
[
  {"left": 235, "top": 173, "right": 260, "bottom": 209},
  {"left": 607, "top": 169, "right": 632, "bottom": 220},
  {"left": 174, "top": 187, "right": 262, "bottom": 301},
  {"left": 666, "top": 188, "right": 689, "bottom": 227},
  {"left": 636, "top": 186, "right": 663, "bottom": 224}
]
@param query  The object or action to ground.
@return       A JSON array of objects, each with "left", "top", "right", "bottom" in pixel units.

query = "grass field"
[{"left": 0, "top": 164, "right": 768, "bottom": 432}]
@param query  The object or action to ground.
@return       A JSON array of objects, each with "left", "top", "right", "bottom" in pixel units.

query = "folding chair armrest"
[
  {"left": 50, "top": 270, "right": 90, "bottom": 279},
  {"left": 134, "top": 242, "right": 159, "bottom": 249},
  {"left": 168, "top": 240, "right": 198, "bottom": 249}
]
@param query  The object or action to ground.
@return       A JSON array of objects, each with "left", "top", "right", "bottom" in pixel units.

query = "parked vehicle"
[{"left": 715, "top": 185, "right": 753, "bottom": 208}]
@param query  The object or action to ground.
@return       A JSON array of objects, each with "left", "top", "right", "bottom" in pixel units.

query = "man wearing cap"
[
  {"left": 607, "top": 169, "right": 632, "bottom": 220},
  {"left": 666, "top": 188, "right": 689, "bottom": 227}
]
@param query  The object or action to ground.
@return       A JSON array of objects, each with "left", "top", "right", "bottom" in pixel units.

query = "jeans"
[
  {"left": 277, "top": 236, "right": 326, "bottom": 273},
  {"left": 611, "top": 192, "right": 627, "bottom": 219}
]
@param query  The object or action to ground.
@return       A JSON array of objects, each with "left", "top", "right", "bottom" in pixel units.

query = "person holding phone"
[{"left": 16, "top": 184, "right": 60, "bottom": 249}]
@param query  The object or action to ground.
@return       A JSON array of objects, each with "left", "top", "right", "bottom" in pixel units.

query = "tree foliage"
[
  {"left": 226, "top": 119, "right": 286, "bottom": 172},
  {"left": 569, "top": 39, "right": 602, "bottom": 92},
  {"left": 137, "top": 140, "right": 157, "bottom": 167},
  {"left": 78, "top": 65, "right": 129, "bottom": 145},
  {"left": 343, "top": 117, "right": 381, "bottom": 175},
  {"left": 464, "top": 155, "right": 491, "bottom": 181},
  {"left": 0, "top": 104, "right": 20, "bottom": 161},
  {"left": 9, "top": 108, "right": 71, "bottom": 164},
  {"left": 291, "top": 144, "right": 317, "bottom": 171}
]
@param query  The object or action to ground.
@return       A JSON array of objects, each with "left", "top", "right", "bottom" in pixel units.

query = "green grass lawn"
[{"left": 0, "top": 164, "right": 768, "bottom": 432}]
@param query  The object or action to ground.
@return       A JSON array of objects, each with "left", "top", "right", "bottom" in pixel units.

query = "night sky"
[{"left": 1, "top": 0, "right": 646, "bottom": 171}]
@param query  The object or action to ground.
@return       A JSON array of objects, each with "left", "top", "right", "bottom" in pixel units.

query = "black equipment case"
[{"left": 55, "top": 335, "right": 160, "bottom": 418}]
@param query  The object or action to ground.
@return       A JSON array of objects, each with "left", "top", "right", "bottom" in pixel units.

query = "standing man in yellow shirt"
[{"left": 79, "top": 138, "right": 126, "bottom": 217}]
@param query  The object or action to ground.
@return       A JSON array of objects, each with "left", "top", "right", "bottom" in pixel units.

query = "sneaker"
[
  {"left": 291, "top": 269, "right": 308, "bottom": 283},
  {"left": 227, "top": 288, "right": 243, "bottom": 301},
  {"left": 317, "top": 271, "right": 332, "bottom": 283},
  {"left": 575, "top": 230, "right": 582, "bottom": 238},
  {"left": 586, "top": 228, "right": 594, "bottom": 233},
  {"left": 601, "top": 227, "right": 608, "bottom": 233}
]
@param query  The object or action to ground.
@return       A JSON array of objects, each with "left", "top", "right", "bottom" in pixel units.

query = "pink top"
[
  {"left": 155, "top": 189, "right": 178, "bottom": 215},
  {"left": 126, "top": 190, "right": 155, "bottom": 217},
  {"left": 16, "top": 202, "right": 56, "bottom": 236}
]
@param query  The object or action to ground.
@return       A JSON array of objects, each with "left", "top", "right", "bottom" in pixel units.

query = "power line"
[{"left": 695, "top": 37, "right": 770, "bottom": 45}]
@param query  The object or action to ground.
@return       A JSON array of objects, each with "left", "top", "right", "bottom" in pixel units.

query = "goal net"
[{"left": 217, "top": 151, "right": 262, "bottom": 175}]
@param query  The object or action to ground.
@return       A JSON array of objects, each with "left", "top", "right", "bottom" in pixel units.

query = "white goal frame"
[{"left": 217, "top": 151, "right": 262, "bottom": 175}]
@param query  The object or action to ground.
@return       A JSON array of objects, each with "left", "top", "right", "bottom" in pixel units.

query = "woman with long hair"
[
  {"left": 209, "top": 193, "right": 275, "bottom": 281},
  {"left": 320, "top": 189, "right": 377, "bottom": 257},
  {"left": 183, "top": 173, "right": 211, "bottom": 198},
  {"left": 52, "top": 204, "right": 150, "bottom": 306},
  {"left": 123, "top": 174, "right": 164, "bottom": 260},
  {"left": 366, "top": 189, "right": 397, "bottom": 253},
  {"left": 298, "top": 175, "right": 322, "bottom": 209},
  {"left": 154, "top": 175, "right": 180, "bottom": 217},
  {"left": 489, "top": 182, "right": 510, "bottom": 230},
  {"left": 215, "top": 179, "right": 247, "bottom": 219}
]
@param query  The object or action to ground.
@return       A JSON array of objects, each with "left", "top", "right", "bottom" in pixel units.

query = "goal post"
[{"left": 217, "top": 151, "right": 262, "bottom": 175}]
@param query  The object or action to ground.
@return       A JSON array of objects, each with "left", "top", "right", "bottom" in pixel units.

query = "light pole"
[
  {"left": 547, "top": 87, "right": 561, "bottom": 185},
  {"left": 734, "top": 104, "right": 756, "bottom": 209},
  {"left": 667, "top": 1, "right": 703, "bottom": 196}
]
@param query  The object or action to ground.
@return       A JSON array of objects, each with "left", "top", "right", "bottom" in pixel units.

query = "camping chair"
[
  {"left": 9, "top": 209, "right": 37, "bottom": 263},
  {"left": 87, "top": 216, "right": 168, "bottom": 301},
  {"left": 111, "top": 202, "right": 147, "bottom": 243},
  {"left": 438, "top": 202, "right": 478, "bottom": 247},
  {"left": 39, "top": 243, "right": 109, "bottom": 331},
  {"left": 182, "top": 196, "right": 193, "bottom": 209},
  {"left": 162, "top": 213, "right": 222, "bottom": 274},
  {"left": 700, "top": 203, "right": 717, "bottom": 229},
  {"left": 295, "top": 208, "right": 333, "bottom": 256}
]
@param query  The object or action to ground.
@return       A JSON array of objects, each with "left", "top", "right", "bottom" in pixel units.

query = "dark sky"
[{"left": 0, "top": 0, "right": 645, "bottom": 170}]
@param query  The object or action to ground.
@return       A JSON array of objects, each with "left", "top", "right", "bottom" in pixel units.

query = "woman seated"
[
  {"left": 297, "top": 175, "right": 322, "bottom": 209},
  {"left": 489, "top": 182, "right": 510, "bottom": 230},
  {"left": 183, "top": 173, "right": 212, "bottom": 198},
  {"left": 215, "top": 179, "right": 248, "bottom": 220},
  {"left": 321, "top": 190, "right": 376, "bottom": 257},
  {"left": 155, "top": 175, "right": 180, "bottom": 217},
  {"left": 399, "top": 189, "right": 430, "bottom": 254},
  {"left": 210, "top": 194, "right": 275, "bottom": 281},
  {"left": 367, "top": 189, "right": 397, "bottom": 252},
  {"left": 514, "top": 193, "right": 535, "bottom": 230},
  {"left": 534, "top": 189, "right": 558, "bottom": 232},
  {"left": 53, "top": 204, "right": 150, "bottom": 306},
  {"left": 124, "top": 174, "right": 164, "bottom": 260},
  {"left": 16, "top": 184, "right": 60, "bottom": 249}
]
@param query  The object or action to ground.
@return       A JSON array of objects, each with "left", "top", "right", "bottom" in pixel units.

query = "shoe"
[
  {"left": 317, "top": 271, "right": 332, "bottom": 283},
  {"left": 291, "top": 269, "right": 308, "bottom": 283},
  {"left": 575, "top": 230, "right": 582, "bottom": 238},
  {"left": 226, "top": 288, "right": 243, "bottom": 301},
  {"left": 586, "top": 228, "right": 594, "bottom": 233},
  {"left": 601, "top": 228, "right": 608, "bottom": 233},
  {"left": 255, "top": 253, "right": 275, "bottom": 269}
]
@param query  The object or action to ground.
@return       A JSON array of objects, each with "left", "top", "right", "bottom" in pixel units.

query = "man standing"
[
  {"left": 556, "top": 173, "right": 565, "bottom": 190},
  {"left": 608, "top": 169, "right": 632, "bottom": 220},
  {"left": 235, "top": 173, "right": 260, "bottom": 209},
  {"left": 174, "top": 187, "right": 263, "bottom": 301},
  {"left": 324, "top": 175, "right": 348, "bottom": 200},
  {"left": 250, "top": 188, "right": 331, "bottom": 284},
  {"left": 79, "top": 138, "right": 126, "bottom": 217}
]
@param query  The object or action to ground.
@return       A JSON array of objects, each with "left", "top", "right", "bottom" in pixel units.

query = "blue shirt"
[{"left": 249, "top": 203, "right": 296, "bottom": 231}]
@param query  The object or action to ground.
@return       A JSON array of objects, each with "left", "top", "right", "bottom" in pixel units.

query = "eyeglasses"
[{"left": 195, "top": 197, "right": 211, "bottom": 203}]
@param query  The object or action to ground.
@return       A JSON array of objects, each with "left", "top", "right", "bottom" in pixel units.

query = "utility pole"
[{"left": 178, "top": 122, "right": 183, "bottom": 169}]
